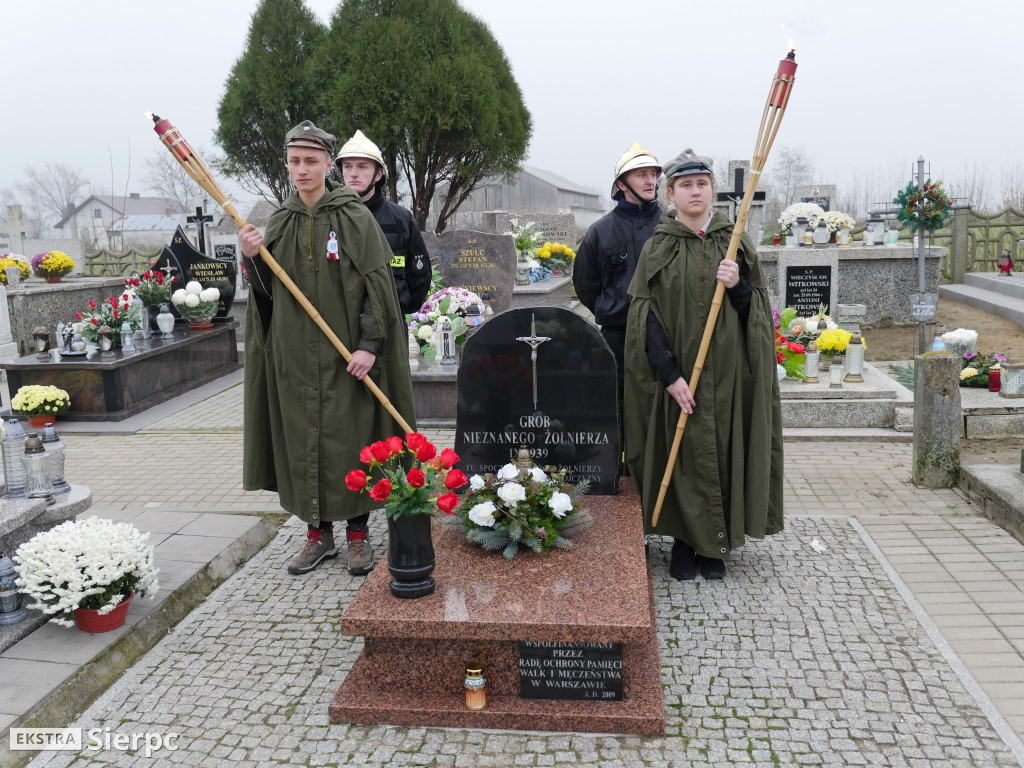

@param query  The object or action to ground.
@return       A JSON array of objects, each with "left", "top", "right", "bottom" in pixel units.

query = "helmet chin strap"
[{"left": 621, "top": 178, "right": 654, "bottom": 208}]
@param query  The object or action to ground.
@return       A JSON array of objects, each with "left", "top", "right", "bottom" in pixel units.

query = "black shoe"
[
  {"left": 669, "top": 540, "right": 697, "bottom": 581},
  {"left": 699, "top": 556, "right": 726, "bottom": 580}
]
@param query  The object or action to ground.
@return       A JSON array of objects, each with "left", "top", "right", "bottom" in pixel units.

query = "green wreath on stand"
[{"left": 893, "top": 179, "right": 953, "bottom": 233}]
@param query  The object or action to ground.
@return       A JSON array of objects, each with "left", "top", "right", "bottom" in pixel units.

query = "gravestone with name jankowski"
[
  {"left": 797, "top": 184, "right": 837, "bottom": 212},
  {"left": 456, "top": 306, "right": 619, "bottom": 494},
  {"left": 422, "top": 229, "right": 516, "bottom": 314},
  {"left": 778, "top": 249, "right": 839, "bottom": 318},
  {"left": 151, "top": 225, "right": 237, "bottom": 320}
]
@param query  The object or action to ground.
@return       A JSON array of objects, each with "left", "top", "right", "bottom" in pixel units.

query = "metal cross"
[
  {"left": 186, "top": 205, "right": 215, "bottom": 255},
  {"left": 515, "top": 313, "right": 551, "bottom": 410},
  {"left": 716, "top": 168, "right": 766, "bottom": 221}
]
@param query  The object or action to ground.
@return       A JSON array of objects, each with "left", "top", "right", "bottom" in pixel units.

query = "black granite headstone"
[
  {"left": 785, "top": 265, "right": 832, "bottom": 317},
  {"left": 422, "top": 229, "right": 516, "bottom": 314},
  {"left": 455, "top": 307, "right": 619, "bottom": 494},
  {"left": 800, "top": 195, "right": 831, "bottom": 212},
  {"left": 152, "top": 225, "right": 237, "bottom": 320},
  {"left": 518, "top": 641, "right": 624, "bottom": 701}
]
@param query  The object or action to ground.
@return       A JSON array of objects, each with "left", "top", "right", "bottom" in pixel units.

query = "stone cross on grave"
[
  {"left": 716, "top": 166, "right": 766, "bottom": 221},
  {"left": 515, "top": 313, "right": 551, "bottom": 410},
  {"left": 186, "top": 206, "right": 214, "bottom": 255}
]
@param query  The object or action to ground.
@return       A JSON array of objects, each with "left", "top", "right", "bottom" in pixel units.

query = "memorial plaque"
[
  {"left": 785, "top": 265, "right": 832, "bottom": 317},
  {"left": 152, "top": 225, "right": 237, "bottom": 319},
  {"left": 801, "top": 196, "right": 831, "bottom": 211},
  {"left": 423, "top": 229, "right": 516, "bottom": 314},
  {"left": 518, "top": 641, "right": 624, "bottom": 701},
  {"left": 455, "top": 307, "right": 619, "bottom": 494}
]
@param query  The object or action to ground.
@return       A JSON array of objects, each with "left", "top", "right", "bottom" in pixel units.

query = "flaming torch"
[
  {"left": 650, "top": 50, "right": 798, "bottom": 527},
  {"left": 146, "top": 113, "right": 413, "bottom": 433}
]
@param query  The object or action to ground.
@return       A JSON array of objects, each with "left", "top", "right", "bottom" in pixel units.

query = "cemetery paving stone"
[{"left": 12, "top": 390, "right": 1024, "bottom": 767}]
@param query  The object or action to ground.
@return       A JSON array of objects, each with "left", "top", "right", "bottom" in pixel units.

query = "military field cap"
[
  {"left": 285, "top": 121, "right": 336, "bottom": 154},
  {"left": 664, "top": 148, "right": 714, "bottom": 178}
]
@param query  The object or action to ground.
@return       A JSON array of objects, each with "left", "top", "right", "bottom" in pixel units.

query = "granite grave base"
[
  {"left": 330, "top": 479, "right": 664, "bottom": 735},
  {"left": 1, "top": 321, "right": 241, "bottom": 421}
]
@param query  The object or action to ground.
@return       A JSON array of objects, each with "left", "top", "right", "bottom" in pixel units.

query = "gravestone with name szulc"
[
  {"left": 455, "top": 306, "right": 619, "bottom": 494},
  {"left": 151, "top": 224, "right": 237, "bottom": 320},
  {"left": 422, "top": 229, "right": 516, "bottom": 315}
]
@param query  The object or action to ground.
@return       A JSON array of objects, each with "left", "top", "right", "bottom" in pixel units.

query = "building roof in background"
[
  {"left": 55, "top": 194, "right": 181, "bottom": 228},
  {"left": 521, "top": 165, "right": 598, "bottom": 197},
  {"left": 246, "top": 200, "right": 279, "bottom": 227}
]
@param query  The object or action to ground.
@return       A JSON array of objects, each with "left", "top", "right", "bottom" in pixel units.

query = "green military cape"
[
  {"left": 623, "top": 211, "right": 783, "bottom": 558},
  {"left": 242, "top": 181, "right": 416, "bottom": 526}
]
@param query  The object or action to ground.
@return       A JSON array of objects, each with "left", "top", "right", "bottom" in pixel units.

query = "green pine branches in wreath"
[
  {"left": 893, "top": 180, "right": 953, "bottom": 233},
  {"left": 447, "top": 464, "right": 593, "bottom": 561}
]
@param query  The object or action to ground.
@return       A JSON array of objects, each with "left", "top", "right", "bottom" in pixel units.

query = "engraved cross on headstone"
[
  {"left": 515, "top": 313, "right": 551, "bottom": 410},
  {"left": 186, "top": 205, "right": 214, "bottom": 255}
]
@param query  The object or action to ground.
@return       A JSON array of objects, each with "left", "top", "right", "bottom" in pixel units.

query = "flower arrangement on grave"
[
  {"left": 774, "top": 308, "right": 806, "bottom": 379},
  {"left": 345, "top": 433, "right": 467, "bottom": 518},
  {"left": 76, "top": 292, "right": 143, "bottom": 341},
  {"left": 893, "top": 179, "right": 952, "bottom": 233},
  {"left": 536, "top": 241, "right": 576, "bottom": 271},
  {"left": 815, "top": 327, "right": 860, "bottom": 360},
  {"left": 171, "top": 281, "right": 220, "bottom": 321},
  {"left": 30, "top": 250, "right": 75, "bottom": 279},
  {"left": 448, "top": 463, "right": 593, "bottom": 561},
  {"left": 778, "top": 202, "right": 826, "bottom": 233},
  {"left": 125, "top": 270, "right": 172, "bottom": 307},
  {"left": 407, "top": 286, "right": 482, "bottom": 358},
  {"left": 0, "top": 254, "right": 31, "bottom": 284},
  {"left": 11, "top": 384, "right": 70, "bottom": 418},
  {"left": 940, "top": 327, "right": 977, "bottom": 357},
  {"left": 821, "top": 211, "right": 856, "bottom": 234},
  {"left": 508, "top": 217, "right": 542, "bottom": 254},
  {"left": 958, "top": 352, "right": 1005, "bottom": 387},
  {"left": 14, "top": 517, "right": 159, "bottom": 628}
]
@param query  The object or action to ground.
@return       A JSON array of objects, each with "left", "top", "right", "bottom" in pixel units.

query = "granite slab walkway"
[{"left": 2, "top": 377, "right": 1022, "bottom": 767}]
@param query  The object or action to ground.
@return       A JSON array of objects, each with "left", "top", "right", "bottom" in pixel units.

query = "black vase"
[{"left": 386, "top": 512, "right": 435, "bottom": 599}]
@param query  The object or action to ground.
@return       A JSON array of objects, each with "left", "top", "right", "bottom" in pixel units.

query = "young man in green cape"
[
  {"left": 239, "top": 120, "right": 415, "bottom": 576},
  {"left": 623, "top": 149, "right": 783, "bottom": 581}
]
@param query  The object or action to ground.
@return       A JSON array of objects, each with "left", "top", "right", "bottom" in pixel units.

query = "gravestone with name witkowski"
[
  {"left": 779, "top": 249, "right": 839, "bottom": 318},
  {"left": 422, "top": 229, "right": 516, "bottom": 315},
  {"left": 151, "top": 225, "right": 237, "bottom": 320},
  {"left": 519, "top": 641, "right": 624, "bottom": 701},
  {"left": 455, "top": 306, "right": 619, "bottom": 494}
]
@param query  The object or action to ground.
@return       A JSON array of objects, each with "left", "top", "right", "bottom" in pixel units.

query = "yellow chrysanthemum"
[
  {"left": 816, "top": 328, "right": 852, "bottom": 353},
  {"left": 960, "top": 367, "right": 979, "bottom": 380}
]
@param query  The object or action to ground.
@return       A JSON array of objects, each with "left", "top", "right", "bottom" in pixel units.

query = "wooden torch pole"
[
  {"left": 650, "top": 51, "right": 797, "bottom": 527},
  {"left": 147, "top": 113, "right": 413, "bottom": 435}
]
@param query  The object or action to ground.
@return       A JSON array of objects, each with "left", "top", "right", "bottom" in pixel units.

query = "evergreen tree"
[
  {"left": 318, "top": 0, "right": 531, "bottom": 232},
  {"left": 216, "top": 0, "right": 327, "bottom": 203}
]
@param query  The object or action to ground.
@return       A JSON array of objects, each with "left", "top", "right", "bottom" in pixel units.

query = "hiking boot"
[
  {"left": 699, "top": 556, "right": 726, "bottom": 580},
  {"left": 669, "top": 540, "right": 697, "bottom": 581},
  {"left": 346, "top": 526, "right": 374, "bottom": 576},
  {"left": 286, "top": 528, "right": 338, "bottom": 575}
]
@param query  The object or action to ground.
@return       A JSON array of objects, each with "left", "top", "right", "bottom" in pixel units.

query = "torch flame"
[
  {"left": 144, "top": 111, "right": 153, "bottom": 119},
  {"left": 788, "top": 37, "right": 794, "bottom": 52}
]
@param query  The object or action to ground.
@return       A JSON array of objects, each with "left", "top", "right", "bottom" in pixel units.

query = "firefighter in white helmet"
[
  {"left": 337, "top": 130, "right": 432, "bottom": 316},
  {"left": 572, "top": 141, "right": 662, "bottom": 449}
]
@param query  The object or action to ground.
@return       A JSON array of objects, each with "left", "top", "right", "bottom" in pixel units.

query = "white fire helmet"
[
  {"left": 611, "top": 141, "right": 661, "bottom": 199},
  {"left": 336, "top": 130, "right": 387, "bottom": 180}
]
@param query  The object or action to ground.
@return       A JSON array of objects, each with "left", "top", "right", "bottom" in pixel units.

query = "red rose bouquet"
[
  {"left": 125, "top": 270, "right": 173, "bottom": 307},
  {"left": 346, "top": 433, "right": 467, "bottom": 519}
]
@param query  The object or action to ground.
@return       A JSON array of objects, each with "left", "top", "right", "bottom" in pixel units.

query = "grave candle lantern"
[
  {"left": 97, "top": 325, "right": 116, "bottom": 360},
  {"left": 999, "top": 359, "right": 1024, "bottom": 398},
  {"left": 802, "top": 340, "right": 820, "bottom": 384},
  {"left": 0, "top": 551, "right": 27, "bottom": 626},
  {"left": 32, "top": 326, "right": 49, "bottom": 360},
  {"left": 843, "top": 333, "right": 865, "bottom": 383},
  {"left": 838, "top": 225, "right": 850, "bottom": 247},
  {"left": 464, "top": 667, "right": 486, "bottom": 711},
  {"left": 156, "top": 303, "right": 176, "bottom": 340},
  {"left": 829, "top": 355, "right": 844, "bottom": 389},
  {"left": 812, "top": 220, "right": 829, "bottom": 247},
  {"left": 120, "top": 321, "right": 135, "bottom": 353},
  {"left": 997, "top": 249, "right": 1014, "bottom": 276},
  {"left": 41, "top": 424, "right": 70, "bottom": 494},
  {"left": 21, "top": 433, "right": 55, "bottom": 500},
  {"left": 439, "top": 318, "right": 457, "bottom": 366}
]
